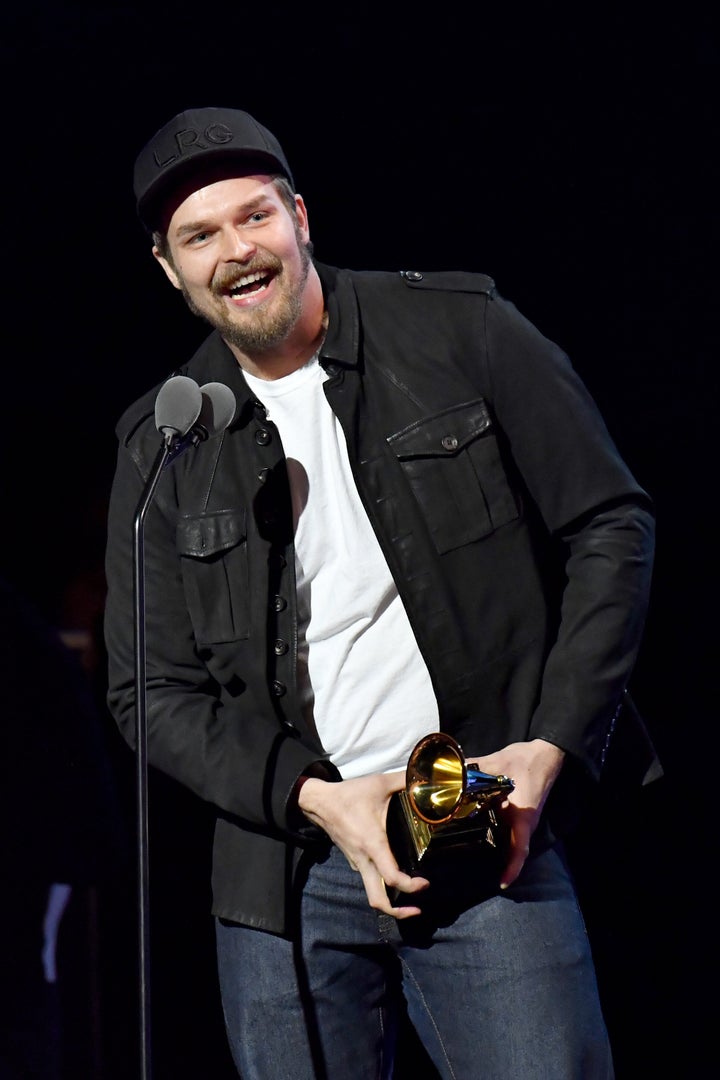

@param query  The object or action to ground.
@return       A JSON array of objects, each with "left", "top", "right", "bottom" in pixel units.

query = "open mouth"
[{"left": 225, "top": 269, "right": 274, "bottom": 299}]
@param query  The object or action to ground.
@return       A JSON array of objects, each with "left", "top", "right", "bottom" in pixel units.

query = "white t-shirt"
[{"left": 243, "top": 355, "right": 439, "bottom": 778}]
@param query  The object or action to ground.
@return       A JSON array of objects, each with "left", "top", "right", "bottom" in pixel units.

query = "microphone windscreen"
[
  {"left": 155, "top": 376, "right": 202, "bottom": 436},
  {"left": 198, "top": 382, "right": 237, "bottom": 436}
]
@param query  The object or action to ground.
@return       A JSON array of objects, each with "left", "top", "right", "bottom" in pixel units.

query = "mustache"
[{"left": 211, "top": 256, "right": 282, "bottom": 294}]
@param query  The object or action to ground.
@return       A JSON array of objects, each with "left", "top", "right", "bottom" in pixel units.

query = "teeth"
[
  {"left": 230, "top": 271, "right": 266, "bottom": 292},
  {"left": 238, "top": 271, "right": 264, "bottom": 286}
]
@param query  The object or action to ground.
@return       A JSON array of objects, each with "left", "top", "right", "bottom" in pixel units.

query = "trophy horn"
[{"left": 406, "top": 732, "right": 515, "bottom": 825}]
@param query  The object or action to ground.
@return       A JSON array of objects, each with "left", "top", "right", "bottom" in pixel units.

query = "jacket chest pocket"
[
  {"left": 176, "top": 509, "right": 250, "bottom": 643},
  {"left": 387, "top": 399, "right": 519, "bottom": 554}
]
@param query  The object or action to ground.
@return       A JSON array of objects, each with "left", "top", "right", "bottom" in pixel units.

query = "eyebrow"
[{"left": 173, "top": 194, "right": 273, "bottom": 239}]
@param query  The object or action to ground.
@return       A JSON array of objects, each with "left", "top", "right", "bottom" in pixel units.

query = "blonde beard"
[{"left": 179, "top": 235, "right": 312, "bottom": 354}]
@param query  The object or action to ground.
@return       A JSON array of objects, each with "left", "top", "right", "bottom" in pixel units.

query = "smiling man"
[
  {"left": 153, "top": 171, "right": 322, "bottom": 371},
  {"left": 104, "top": 106, "right": 658, "bottom": 1078}
]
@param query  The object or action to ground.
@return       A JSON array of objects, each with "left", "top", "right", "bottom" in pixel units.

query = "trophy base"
[{"left": 386, "top": 789, "right": 509, "bottom": 879}]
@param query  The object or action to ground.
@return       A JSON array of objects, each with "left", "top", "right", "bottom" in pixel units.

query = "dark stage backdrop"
[{"left": 1, "top": 7, "right": 714, "bottom": 1078}]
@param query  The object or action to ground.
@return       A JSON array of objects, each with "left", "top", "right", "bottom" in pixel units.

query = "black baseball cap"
[{"left": 133, "top": 106, "right": 295, "bottom": 232}]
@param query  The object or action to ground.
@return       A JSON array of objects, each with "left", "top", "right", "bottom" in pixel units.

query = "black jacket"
[{"left": 104, "top": 263, "right": 655, "bottom": 934}]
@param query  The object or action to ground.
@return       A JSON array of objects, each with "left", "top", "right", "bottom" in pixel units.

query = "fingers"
[
  {"left": 384, "top": 878, "right": 431, "bottom": 920},
  {"left": 499, "top": 815, "right": 531, "bottom": 890},
  {"left": 360, "top": 862, "right": 429, "bottom": 918},
  {"left": 302, "top": 770, "right": 431, "bottom": 917},
  {"left": 499, "top": 848, "right": 526, "bottom": 890},
  {"left": 352, "top": 833, "right": 429, "bottom": 918}
]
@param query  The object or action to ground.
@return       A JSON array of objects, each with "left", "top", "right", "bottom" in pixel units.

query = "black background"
[{"left": 1, "top": 6, "right": 715, "bottom": 1078}]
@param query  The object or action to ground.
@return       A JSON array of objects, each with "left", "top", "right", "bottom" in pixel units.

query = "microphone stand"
[
  {"left": 129, "top": 376, "right": 234, "bottom": 1079},
  {"left": 132, "top": 436, "right": 174, "bottom": 1080}
]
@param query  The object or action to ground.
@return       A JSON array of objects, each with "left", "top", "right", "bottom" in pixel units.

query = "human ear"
[
  {"left": 152, "top": 246, "right": 182, "bottom": 290},
  {"left": 294, "top": 194, "right": 311, "bottom": 245}
]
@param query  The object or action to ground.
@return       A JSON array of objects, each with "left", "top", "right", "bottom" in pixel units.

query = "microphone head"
[
  {"left": 197, "top": 382, "right": 237, "bottom": 437},
  {"left": 155, "top": 375, "right": 202, "bottom": 437}
]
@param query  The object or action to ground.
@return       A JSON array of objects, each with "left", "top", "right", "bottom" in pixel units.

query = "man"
[{"left": 105, "top": 106, "right": 657, "bottom": 1078}]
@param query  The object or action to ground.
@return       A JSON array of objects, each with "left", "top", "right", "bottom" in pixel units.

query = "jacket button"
[
  {"left": 273, "top": 595, "right": 287, "bottom": 612},
  {"left": 258, "top": 467, "right": 271, "bottom": 483},
  {"left": 404, "top": 270, "right": 423, "bottom": 281},
  {"left": 282, "top": 719, "right": 299, "bottom": 734},
  {"left": 274, "top": 638, "right": 289, "bottom": 655},
  {"left": 441, "top": 435, "right": 459, "bottom": 451},
  {"left": 271, "top": 680, "right": 287, "bottom": 697},
  {"left": 254, "top": 429, "right": 272, "bottom": 446}
]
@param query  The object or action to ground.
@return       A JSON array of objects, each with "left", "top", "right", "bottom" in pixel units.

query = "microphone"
[
  {"left": 164, "top": 380, "right": 237, "bottom": 465},
  {"left": 196, "top": 381, "right": 238, "bottom": 437},
  {"left": 154, "top": 374, "right": 203, "bottom": 442}
]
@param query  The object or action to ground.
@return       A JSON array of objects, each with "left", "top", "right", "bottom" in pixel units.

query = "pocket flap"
[
  {"left": 387, "top": 399, "right": 492, "bottom": 459},
  {"left": 176, "top": 509, "right": 246, "bottom": 558}
]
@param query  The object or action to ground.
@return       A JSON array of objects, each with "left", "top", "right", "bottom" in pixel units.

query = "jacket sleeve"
[
  {"left": 482, "top": 294, "right": 656, "bottom": 778},
  {"left": 103, "top": 420, "right": 338, "bottom": 837}
]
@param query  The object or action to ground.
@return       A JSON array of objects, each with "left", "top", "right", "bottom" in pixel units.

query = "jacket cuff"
[{"left": 285, "top": 759, "right": 342, "bottom": 840}]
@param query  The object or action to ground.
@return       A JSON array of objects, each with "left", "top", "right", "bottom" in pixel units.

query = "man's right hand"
[{"left": 296, "top": 772, "right": 430, "bottom": 918}]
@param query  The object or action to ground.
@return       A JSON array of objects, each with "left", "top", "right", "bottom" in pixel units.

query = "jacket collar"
[{"left": 314, "top": 262, "right": 360, "bottom": 370}]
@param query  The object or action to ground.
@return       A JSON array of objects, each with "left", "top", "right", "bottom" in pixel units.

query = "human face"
[{"left": 154, "top": 175, "right": 314, "bottom": 357}]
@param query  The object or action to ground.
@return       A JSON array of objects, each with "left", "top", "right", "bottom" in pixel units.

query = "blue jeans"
[{"left": 216, "top": 842, "right": 613, "bottom": 1079}]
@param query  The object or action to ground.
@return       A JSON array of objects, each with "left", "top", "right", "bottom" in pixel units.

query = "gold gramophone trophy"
[{"left": 386, "top": 732, "right": 515, "bottom": 878}]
